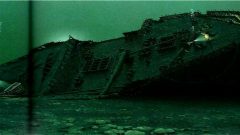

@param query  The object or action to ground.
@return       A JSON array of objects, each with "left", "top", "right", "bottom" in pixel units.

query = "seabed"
[{"left": 1, "top": 96, "right": 240, "bottom": 135}]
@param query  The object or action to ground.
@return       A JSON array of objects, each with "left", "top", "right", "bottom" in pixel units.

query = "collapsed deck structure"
[{"left": 0, "top": 11, "right": 240, "bottom": 99}]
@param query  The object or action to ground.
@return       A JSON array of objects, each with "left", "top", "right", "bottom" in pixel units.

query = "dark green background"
[{"left": 1, "top": 1, "right": 240, "bottom": 64}]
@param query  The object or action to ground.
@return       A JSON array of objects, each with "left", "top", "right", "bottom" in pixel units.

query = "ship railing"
[
  {"left": 211, "top": 16, "right": 240, "bottom": 25},
  {"left": 206, "top": 11, "right": 240, "bottom": 25},
  {"left": 207, "top": 11, "right": 240, "bottom": 16},
  {"left": 129, "top": 38, "right": 177, "bottom": 56},
  {"left": 207, "top": 11, "right": 240, "bottom": 23},
  {"left": 0, "top": 82, "right": 25, "bottom": 96}
]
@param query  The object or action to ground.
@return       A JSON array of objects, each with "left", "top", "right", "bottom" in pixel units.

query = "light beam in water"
[{"left": 194, "top": 33, "right": 211, "bottom": 42}]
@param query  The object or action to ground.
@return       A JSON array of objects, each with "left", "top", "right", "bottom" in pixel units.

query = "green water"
[
  {"left": 1, "top": 2, "right": 240, "bottom": 134},
  {"left": 1, "top": 1, "right": 240, "bottom": 64}
]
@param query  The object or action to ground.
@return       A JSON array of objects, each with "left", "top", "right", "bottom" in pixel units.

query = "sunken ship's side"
[{"left": 0, "top": 11, "right": 240, "bottom": 98}]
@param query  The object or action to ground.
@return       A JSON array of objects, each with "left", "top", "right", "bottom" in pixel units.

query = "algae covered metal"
[{"left": 0, "top": 11, "right": 240, "bottom": 98}]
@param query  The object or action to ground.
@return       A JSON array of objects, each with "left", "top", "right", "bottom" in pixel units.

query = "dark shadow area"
[{"left": 120, "top": 45, "right": 240, "bottom": 100}]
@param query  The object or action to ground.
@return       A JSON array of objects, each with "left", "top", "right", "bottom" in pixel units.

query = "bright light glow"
[
  {"left": 34, "top": 30, "right": 88, "bottom": 47},
  {"left": 203, "top": 33, "right": 210, "bottom": 40},
  {"left": 194, "top": 33, "right": 211, "bottom": 42}
]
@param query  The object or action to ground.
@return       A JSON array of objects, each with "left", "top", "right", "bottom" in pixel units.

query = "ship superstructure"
[{"left": 0, "top": 11, "right": 240, "bottom": 98}]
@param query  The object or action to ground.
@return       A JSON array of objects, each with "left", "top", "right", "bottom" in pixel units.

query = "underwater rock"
[
  {"left": 133, "top": 126, "right": 153, "bottom": 132},
  {"left": 125, "top": 130, "right": 146, "bottom": 135},
  {"left": 104, "top": 123, "right": 118, "bottom": 129},
  {"left": 123, "top": 126, "right": 133, "bottom": 130},
  {"left": 95, "top": 119, "right": 111, "bottom": 125},
  {"left": 104, "top": 129, "right": 125, "bottom": 135},
  {"left": 152, "top": 128, "right": 175, "bottom": 135}
]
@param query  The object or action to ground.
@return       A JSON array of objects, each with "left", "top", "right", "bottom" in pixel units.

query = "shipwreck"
[{"left": 0, "top": 11, "right": 240, "bottom": 99}]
